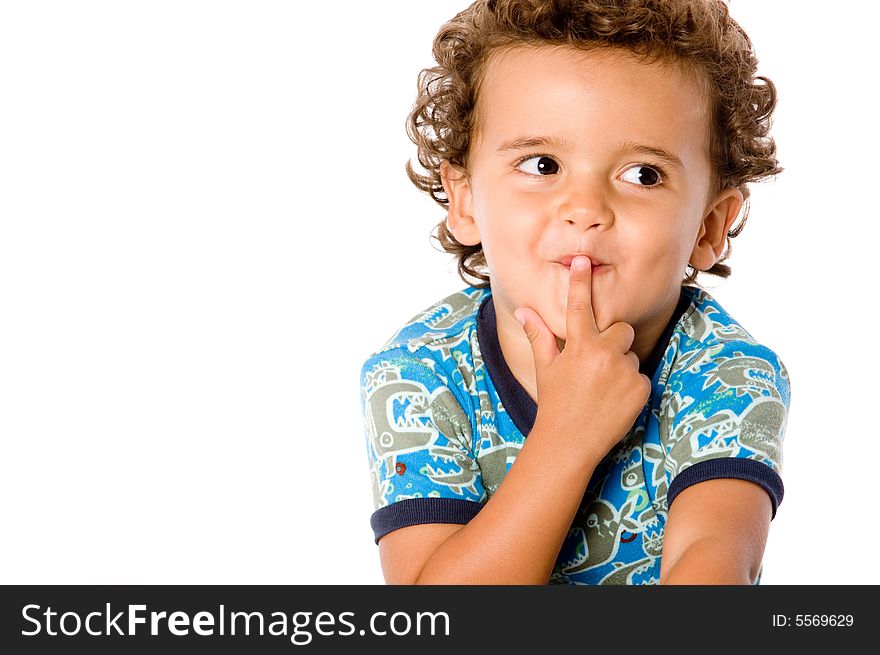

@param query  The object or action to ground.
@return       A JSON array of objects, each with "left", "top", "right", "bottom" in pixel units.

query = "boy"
[{"left": 361, "top": 0, "right": 790, "bottom": 584}]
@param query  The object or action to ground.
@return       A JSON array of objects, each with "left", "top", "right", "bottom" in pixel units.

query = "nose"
[{"left": 556, "top": 179, "right": 613, "bottom": 230}]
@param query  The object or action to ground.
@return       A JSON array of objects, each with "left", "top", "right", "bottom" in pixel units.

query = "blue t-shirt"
[{"left": 360, "top": 285, "right": 790, "bottom": 584}]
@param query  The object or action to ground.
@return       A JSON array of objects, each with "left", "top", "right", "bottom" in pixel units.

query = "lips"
[{"left": 557, "top": 254, "right": 606, "bottom": 267}]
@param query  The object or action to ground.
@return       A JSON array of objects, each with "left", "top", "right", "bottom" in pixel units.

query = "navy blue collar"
[{"left": 475, "top": 289, "right": 692, "bottom": 437}]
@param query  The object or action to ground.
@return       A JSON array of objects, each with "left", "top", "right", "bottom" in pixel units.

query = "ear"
[
  {"left": 689, "top": 187, "right": 744, "bottom": 271},
  {"left": 440, "top": 160, "right": 481, "bottom": 246}
]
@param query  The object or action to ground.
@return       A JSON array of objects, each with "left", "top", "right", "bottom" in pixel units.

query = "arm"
[
  {"left": 380, "top": 420, "right": 602, "bottom": 585},
  {"left": 378, "top": 257, "right": 651, "bottom": 584},
  {"left": 659, "top": 478, "right": 772, "bottom": 584}
]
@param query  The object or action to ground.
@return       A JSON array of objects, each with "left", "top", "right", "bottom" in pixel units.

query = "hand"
[{"left": 514, "top": 256, "right": 652, "bottom": 462}]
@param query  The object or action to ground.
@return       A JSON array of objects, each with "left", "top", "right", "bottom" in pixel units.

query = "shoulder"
[
  {"left": 656, "top": 288, "right": 791, "bottom": 516},
  {"left": 660, "top": 286, "right": 790, "bottom": 475},
  {"left": 360, "top": 285, "right": 491, "bottom": 409},
  {"left": 359, "top": 289, "right": 491, "bottom": 519},
  {"left": 672, "top": 286, "right": 790, "bottom": 402},
  {"left": 376, "top": 285, "right": 490, "bottom": 355},
  {"left": 361, "top": 286, "right": 490, "bottom": 378},
  {"left": 678, "top": 285, "right": 762, "bottom": 347}
]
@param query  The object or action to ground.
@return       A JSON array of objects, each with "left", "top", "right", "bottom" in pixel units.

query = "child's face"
[{"left": 443, "top": 44, "right": 742, "bottom": 343}]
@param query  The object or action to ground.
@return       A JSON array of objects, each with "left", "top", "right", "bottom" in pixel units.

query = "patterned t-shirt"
[{"left": 360, "top": 284, "right": 790, "bottom": 585}]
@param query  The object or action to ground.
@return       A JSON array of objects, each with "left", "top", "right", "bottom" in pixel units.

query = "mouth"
[{"left": 556, "top": 254, "right": 609, "bottom": 271}]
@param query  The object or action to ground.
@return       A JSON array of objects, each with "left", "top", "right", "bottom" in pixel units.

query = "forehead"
[{"left": 473, "top": 44, "right": 710, "bottom": 160}]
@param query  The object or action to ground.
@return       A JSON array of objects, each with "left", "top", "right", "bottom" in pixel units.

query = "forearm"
[{"left": 415, "top": 422, "right": 600, "bottom": 585}]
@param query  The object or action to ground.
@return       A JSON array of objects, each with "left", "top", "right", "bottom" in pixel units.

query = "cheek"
[
  {"left": 480, "top": 214, "right": 542, "bottom": 263},
  {"left": 627, "top": 222, "right": 692, "bottom": 269},
  {"left": 633, "top": 251, "right": 687, "bottom": 284}
]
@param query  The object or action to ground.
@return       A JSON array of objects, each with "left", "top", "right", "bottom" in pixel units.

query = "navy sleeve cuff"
[
  {"left": 667, "top": 458, "right": 784, "bottom": 519},
  {"left": 370, "top": 497, "right": 484, "bottom": 544}
]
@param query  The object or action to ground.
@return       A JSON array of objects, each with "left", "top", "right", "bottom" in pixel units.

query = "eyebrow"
[
  {"left": 615, "top": 141, "right": 685, "bottom": 171},
  {"left": 496, "top": 135, "right": 569, "bottom": 152}
]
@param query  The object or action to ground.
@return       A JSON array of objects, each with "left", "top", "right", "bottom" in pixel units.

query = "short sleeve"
[
  {"left": 662, "top": 339, "right": 791, "bottom": 518},
  {"left": 360, "top": 349, "right": 485, "bottom": 543}
]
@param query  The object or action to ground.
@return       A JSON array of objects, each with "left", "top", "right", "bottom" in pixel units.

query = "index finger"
[{"left": 565, "top": 255, "right": 599, "bottom": 343}]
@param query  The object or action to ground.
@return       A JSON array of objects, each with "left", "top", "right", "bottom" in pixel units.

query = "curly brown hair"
[{"left": 405, "top": 0, "right": 781, "bottom": 288}]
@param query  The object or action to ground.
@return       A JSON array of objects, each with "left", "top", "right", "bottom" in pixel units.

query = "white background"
[{"left": 1, "top": 1, "right": 875, "bottom": 584}]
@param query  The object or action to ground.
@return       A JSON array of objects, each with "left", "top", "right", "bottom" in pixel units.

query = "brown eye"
[
  {"left": 517, "top": 155, "right": 560, "bottom": 176},
  {"left": 622, "top": 165, "right": 662, "bottom": 187}
]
